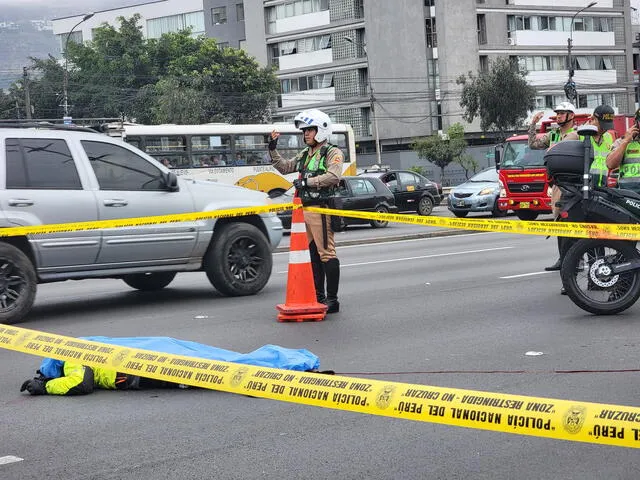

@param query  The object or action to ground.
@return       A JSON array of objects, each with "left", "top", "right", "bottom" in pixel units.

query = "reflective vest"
[
  {"left": 619, "top": 141, "right": 640, "bottom": 191},
  {"left": 549, "top": 127, "right": 575, "bottom": 146},
  {"left": 589, "top": 132, "right": 614, "bottom": 187},
  {"left": 295, "top": 144, "right": 336, "bottom": 203}
]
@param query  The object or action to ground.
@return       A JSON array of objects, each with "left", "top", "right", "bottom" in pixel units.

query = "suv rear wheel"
[
  {"left": 205, "top": 223, "right": 272, "bottom": 296},
  {"left": 123, "top": 272, "right": 177, "bottom": 291},
  {"left": 0, "top": 243, "right": 37, "bottom": 324},
  {"left": 418, "top": 196, "right": 434, "bottom": 216}
]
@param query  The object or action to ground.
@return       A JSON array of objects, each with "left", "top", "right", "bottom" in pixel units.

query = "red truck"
[{"left": 495, "top": 114, "right": 631, "bottom": 220}]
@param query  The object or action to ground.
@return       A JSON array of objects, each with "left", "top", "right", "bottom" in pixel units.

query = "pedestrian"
[
  {"left": 268, "top": 109, "right": 343, "bottom": 313},
  {"left": 606, "top": 108, "right": 640, "bottom": 193},
  {"left": 549, "top": 104, "right": 616, "bottom": 295},
  {"left": 528, "top": 102, "right": 580, "bottom": 274}
]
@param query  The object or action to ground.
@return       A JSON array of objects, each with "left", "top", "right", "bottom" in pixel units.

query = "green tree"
[
  {"left": 0, "top": 89, "right": 17, "bottom": 119},
  {"left": 411, "top": 123, "right": 467, "bottom": 182},
  {"left": 456, "top": 56, "right": 536, "bottom": 141},
  {"left": 455, "top": 153, "right": 479, "bottom": 180},
  {"left": 12, "top": 16, "right": 279, "bottom": 123}
]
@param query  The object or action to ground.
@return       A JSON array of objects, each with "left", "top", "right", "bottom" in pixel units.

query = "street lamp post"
[
  {"left": 565, "top": 2, "right": 597, "bottom": 104},
  {"left": 62, "top": 13, "right": 94, "bottom": 119},
  {"left": 344, "top": 36, "right": 382, "bottom": 165}
]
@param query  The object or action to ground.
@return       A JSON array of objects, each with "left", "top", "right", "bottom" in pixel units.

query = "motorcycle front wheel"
[{"left": 561, "top": 239, "right": 640, "bottom": 315}]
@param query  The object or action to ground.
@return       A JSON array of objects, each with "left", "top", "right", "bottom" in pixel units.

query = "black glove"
[
  {"left": 292, "top": 179, "right": 306, "bottom": 190},
  {"left": 20, "top": 377, "right": 48, "bottom": 395},
  {"left": 268, "top": 135, "right": 278, "bottom": 151}
]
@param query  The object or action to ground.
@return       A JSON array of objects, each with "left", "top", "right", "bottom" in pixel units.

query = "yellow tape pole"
[
  {"left": 0, "top": 203, "right": 295, "bottom": 237},
  {"left": 305, "top": 206, "right": 640, "bottom": 241},
  {"left": 2, "top": 324, "right": 640, "bottom": 448}
]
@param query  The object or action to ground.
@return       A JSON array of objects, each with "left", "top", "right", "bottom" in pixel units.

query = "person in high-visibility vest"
[
  {"left": 548, "top": 105, "right": 616, "bottom": 294},
  {"left": 528, "top": 102, "right": 579, "bottom": 273},
  {"left": 528, "top": 102, "right": 579, "bottom": 150},
  {"left": 606, "top": 108, "right": 640, "bottom": 193},
  {"left": 269, "top": 109, "right": 344, "bottom": 313}
]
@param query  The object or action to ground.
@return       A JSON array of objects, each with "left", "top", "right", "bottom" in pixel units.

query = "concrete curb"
[{"left": 274, "top": 228, "right": 484, "bottom": 252}]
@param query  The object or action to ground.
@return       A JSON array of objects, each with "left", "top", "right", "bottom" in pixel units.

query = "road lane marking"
[
  {"left": 276, "top": 246, "right": 513, "bottom": 273},
  {"left": 500, "top": 271, "right": 552, "bottom": 279},
  {"left": 0, "top": 456, "right": 24, "bottom": 465},
  {"left": 273, "top": 232, "right": 497, "bottom": 256}
]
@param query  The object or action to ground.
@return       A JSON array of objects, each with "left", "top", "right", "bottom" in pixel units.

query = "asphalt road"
[{"left": 1, "top": 228, "right": 640, "bottom": 479}]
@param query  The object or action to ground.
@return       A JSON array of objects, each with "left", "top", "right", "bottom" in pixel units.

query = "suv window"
[
  {"left": 82, "top": 141, "right": 165, "bottom": 191},
  {"left": 6, "top": 138, "right": 82, "bottom": 190}
]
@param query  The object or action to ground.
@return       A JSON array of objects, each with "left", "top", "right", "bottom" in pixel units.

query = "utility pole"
[
  {"left": 23, "top": 67, "right": 32, "bottom": 120},
  {"left": 564, "top": 2, "right": 597, "bottom": 104},
  {"left": 62, "top": 12, "right": 95, "bottom": 120},
  {"left": 344, "top": 36, "right": 382, "bottom": 165}
]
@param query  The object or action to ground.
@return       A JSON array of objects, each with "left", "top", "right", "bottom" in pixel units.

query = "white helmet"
[
  {"left": 553, "top": 102, "right": 576, "bottom": 114},
  {"left": 293, "top": 109, "right": 332, "bottom": 143}
]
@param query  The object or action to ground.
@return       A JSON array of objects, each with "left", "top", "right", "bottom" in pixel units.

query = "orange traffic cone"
[{"left": 276, "top": 196, "right": 328, "bottom": 322}]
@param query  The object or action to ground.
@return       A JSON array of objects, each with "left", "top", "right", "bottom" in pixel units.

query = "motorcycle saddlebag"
[{"left": 544, "top": 140, "right": 588, "bottom": 176}]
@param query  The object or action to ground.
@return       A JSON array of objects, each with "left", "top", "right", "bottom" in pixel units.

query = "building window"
[
  {"left": 519, "top": 55, "right": 614, "bottom": 72},
  {"left": 236, "top": 3, "right": 244, "bottom": 22},
  {"left": 477, "top": 14, "right": 486, "bottom": 45},
  {"left": 273, "top": 34, "right": 331, "bottom": 58},
  {"left": 507, "top": 14, "right": 612, "bottom": 33},
  {"left": 280, "top": 73, "right": 334, "bottom": 94},
  {"left": 266, "top": 0, "right": 330, "bottom": 33},
  {"left": 479, "top": 55, "right": 488, "bottom": 73},
  {"left": 212, "top": 6, "right": 227, "bottom": 25},
  {"left": 146, "top": 11, "right": 205, "bottom": 38}
]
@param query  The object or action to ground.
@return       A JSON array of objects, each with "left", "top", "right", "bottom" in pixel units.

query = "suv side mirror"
[{"left": 162, "top": 171, "right": 179, "bottom": 192}]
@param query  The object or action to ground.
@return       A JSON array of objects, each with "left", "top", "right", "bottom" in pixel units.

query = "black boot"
[
  {"left": 545, "top": 258, "right": 561, "bottom": 271},
  {"left": 309, "top": 242, "right": 326, "bottom": 303},
  {"left": 324, "top": 258, "right": 340, "bottom": 314}
]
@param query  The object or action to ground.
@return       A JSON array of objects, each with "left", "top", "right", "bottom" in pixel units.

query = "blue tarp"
[{"left": 39, "top": 336, "right": 320, "bottom": 379}]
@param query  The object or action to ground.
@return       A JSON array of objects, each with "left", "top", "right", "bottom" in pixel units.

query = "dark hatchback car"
[
  {"left": 358, "top": 168, "right": 442, "bottom": 216},
  {"left": 272, "top": 176, "right": 398, "bottom": 231}
]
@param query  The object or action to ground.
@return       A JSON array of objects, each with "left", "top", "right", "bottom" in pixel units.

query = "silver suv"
[{"left": 0, "top": 124, "right": 283, "bottom": 324}]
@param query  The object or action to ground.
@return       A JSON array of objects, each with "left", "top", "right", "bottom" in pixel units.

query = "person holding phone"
[{"left": 606, "top": 109, "right": 640, "bottom": 193}]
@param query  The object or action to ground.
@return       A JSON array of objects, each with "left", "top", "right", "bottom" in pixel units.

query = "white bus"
[{"left": 112, "top": 123, "right": 357, "bottom": 197}]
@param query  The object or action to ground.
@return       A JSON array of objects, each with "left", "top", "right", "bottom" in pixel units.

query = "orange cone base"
[{"left": 276, "top": 302, "right": 328, "bottom": 322}]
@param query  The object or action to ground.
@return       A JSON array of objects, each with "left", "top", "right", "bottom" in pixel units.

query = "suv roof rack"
[{"left": 0, "top": 122, "right": 99, "bottom": 133}]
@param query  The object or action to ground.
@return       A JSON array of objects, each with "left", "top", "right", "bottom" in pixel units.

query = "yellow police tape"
[
  {"left": 306, "top": 206, "right": 640, "bottom": 241},
  {"left": 0, "top": 204, "right": 294, "bottom": 237},
  {"left": 2, "top": 324, "right": 640, "bottom": 449}
]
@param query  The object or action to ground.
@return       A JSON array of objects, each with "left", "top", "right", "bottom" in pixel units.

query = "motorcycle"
[{"left": 545, "top": 126, "right": 640, "bottom": 315}]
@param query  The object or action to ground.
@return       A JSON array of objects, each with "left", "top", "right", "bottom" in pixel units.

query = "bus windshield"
[{"left": 501, "top": 140, "right": 546, "bottom": 168}]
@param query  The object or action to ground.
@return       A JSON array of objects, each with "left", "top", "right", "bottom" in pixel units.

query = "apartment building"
[{"left": 53, "top": 0, "right": 636, "bottom": 164}]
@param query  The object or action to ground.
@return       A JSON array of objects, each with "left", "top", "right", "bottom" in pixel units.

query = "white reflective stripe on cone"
[
  {"left": 289, "top": 250, "right": 311, "bottom": 264},
  {"left": 290, "top": 223, "right": 307, "bottom": 234}
]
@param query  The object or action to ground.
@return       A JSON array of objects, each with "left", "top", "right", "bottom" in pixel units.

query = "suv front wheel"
[
  {"left": 205, "top": 223, "right": 273, "bottom": 296},
  {"left": 0, "top": 243, "right": 37, "bottom": 324}
]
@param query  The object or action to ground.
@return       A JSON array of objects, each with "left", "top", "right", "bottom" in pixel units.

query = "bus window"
[
  {"left": 328, "top": 132, "right": 350, "bottom": 163},
  {"left": 191, "top": 135, "right": 231, "bottom": 167},
  {"left": 144, "top": 135, "right": 186, "bottom": 153},
  {"left": 234, "top": 135, "right": 270, "bottom": 166},
  {"left": 125, "top": 136, "right": 142, "bottom": 149}
]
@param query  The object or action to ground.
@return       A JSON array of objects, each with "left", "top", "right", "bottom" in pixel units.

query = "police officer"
[
  {"left": 550, "top": 105, "right": 616, "bottom": 294},
  {"left": 269, "top": 109, "right": 344, "bottom": 313},
  {"left": 606, "top": 108, "right": 640, "bottom": 193},
  {"left": 528, "top": 102, "right": 579, "bottom": 150},
  {"left": 527, "top": 102, "right": 580, "bottom": 273}
]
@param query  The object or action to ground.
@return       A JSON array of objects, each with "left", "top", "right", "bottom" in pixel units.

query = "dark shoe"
[
  {"left": 326, "top": 298, "right": 340, "bottom": 314},
  {"left": 560, "top": 286, "right": 567, "bottom": 295},
  {"left": 545, "top": 259, "right": 562, "bottom": 271}
]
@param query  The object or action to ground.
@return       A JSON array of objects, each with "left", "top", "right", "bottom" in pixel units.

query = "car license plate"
[
  {"left": 456, "top": 200, "right": 466, "bottom": 207},
  {"left": 519, "top": 202, "right": 530, "bottom": 209}
]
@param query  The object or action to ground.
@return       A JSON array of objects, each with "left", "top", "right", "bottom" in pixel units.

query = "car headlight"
[{"left": 479, "top": 187, "right": 496, "bottom": 196}]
